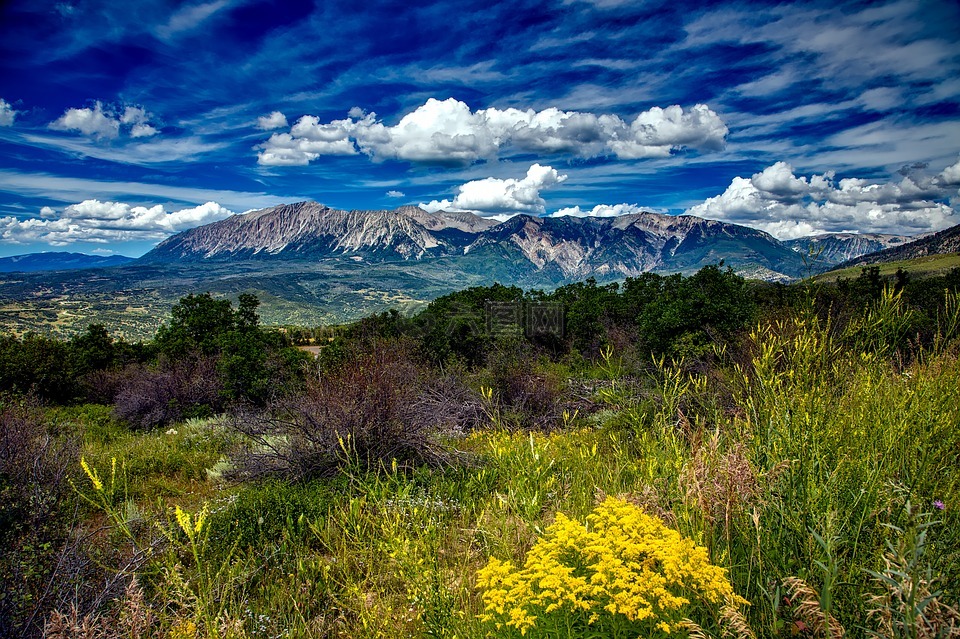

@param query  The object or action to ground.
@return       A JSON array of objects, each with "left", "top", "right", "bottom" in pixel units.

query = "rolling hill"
[{"left": 0, "top": 252, "right": 135, "bottom": 273}]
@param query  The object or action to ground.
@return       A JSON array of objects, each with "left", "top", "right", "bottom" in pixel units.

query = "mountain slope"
[
  {"left": 832, "top": 223, "right": 960, "bottom": 270},
  {"left": 783, "top": 233, "right": 913, "bottom": 266},
  {"left": 0, "top": 252, "right": 134, "bottom": 273},
  {"left": 141, "top": 202, "right": 808, "bottom": 280},
  {"left": 142, "top": 202, "right": 497, "bottom": 262}
]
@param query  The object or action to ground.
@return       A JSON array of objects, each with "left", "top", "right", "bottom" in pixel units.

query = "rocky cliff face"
[
  {"left": 833, "top": 224, "right": 960, "bottom": 269},
  {"left": 141, "top": 201, "right": 810, "bottom": 280},
  {"left": 783, "top": 233, "right": 913, "bottom": 266},
  {"left": 145, "top": 202, "right": 496, "bottom": 261}
]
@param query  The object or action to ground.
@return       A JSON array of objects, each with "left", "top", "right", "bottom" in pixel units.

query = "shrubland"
[{"left": 1, "top": 265, "right": 959, "bottom": 638}]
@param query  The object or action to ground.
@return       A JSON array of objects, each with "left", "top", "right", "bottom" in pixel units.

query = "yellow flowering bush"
[{"left": 476, "top": 497, "right": 747, "bottom": 637}]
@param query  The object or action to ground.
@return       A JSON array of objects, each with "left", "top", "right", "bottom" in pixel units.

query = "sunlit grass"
[{"left": 64, "top": 291, "right": 960, "bottom": 638}]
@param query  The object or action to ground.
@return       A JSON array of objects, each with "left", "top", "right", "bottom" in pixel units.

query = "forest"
[{"left": 2, "top": 264, "right": 960, "bottom": 638}]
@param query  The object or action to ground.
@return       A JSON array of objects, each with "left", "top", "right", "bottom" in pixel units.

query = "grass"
[
  {"left": 816, "top": 252, "right": 960, "bottom": 283},
  {"left": 23, "top": 294, "right": 960, "bottom": 638}
]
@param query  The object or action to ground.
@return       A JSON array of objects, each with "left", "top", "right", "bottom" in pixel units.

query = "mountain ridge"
[
  {"left": 783, "top": 233, "right": 913, "bottom": 266},
  {"left": 141, "top": 201, "right": 809, "bottom": 280},
  {"left": 832, "top": 223, "right": 960, "bottom": 271},
  {"left": 0, "top": 252, "right": 135, "bottom": 273}
]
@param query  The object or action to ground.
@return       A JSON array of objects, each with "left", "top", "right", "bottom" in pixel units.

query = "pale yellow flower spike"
[
  {"left": 194, "top": 506, "right": 207, "bottom": 536},
  {"left": 175, "top": 505, "right": 192, "bottom": 538},
  {"left": 80, "top": 458, "right": 103, "bottom": 492}
]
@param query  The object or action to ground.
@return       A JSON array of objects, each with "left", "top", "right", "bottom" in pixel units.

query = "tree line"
[{"left": 2, "top": 265, "right": 959, "bottom": 425}]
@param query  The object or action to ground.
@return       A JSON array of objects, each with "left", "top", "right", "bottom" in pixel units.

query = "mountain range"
[
  {"left": 2, "top": 201, "right": 956, "bottom": 338},
  {"left": 833, "top": 223, "right": 960, "bottom": 269},
  {"left": 782, "top": 233, "right": 912, "bottom": 266},
  {"left": 143, "top": 201, "right": 809, "bottom": 281},
  {"left": 0, "top": 252, "right": 135, "bottom": 273}
]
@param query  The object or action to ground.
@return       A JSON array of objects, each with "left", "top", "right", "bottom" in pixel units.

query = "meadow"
[{"left": 3, "top": 267, "right": 960, "bottom": 638}]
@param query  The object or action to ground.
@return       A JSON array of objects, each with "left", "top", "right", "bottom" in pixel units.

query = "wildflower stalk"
[{"left": 75, "top": 456, "right": 136, "bottom": 543}]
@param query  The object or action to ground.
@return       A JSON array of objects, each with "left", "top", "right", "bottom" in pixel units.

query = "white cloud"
[
  {"left": 420, "top": 163, "right": 567, "bottom": 216},
  {"left": 121, "top": 106, "right": 159, "bottom": 138},
  {"left": 157, "top": 0, "right": 232, "bottom": 39},
  {"left": 0, "top": 99, "right": 16, "bottom": 126},
  {"left": 130, "top": 124, "right": 159, "bottom": 138},
  {"left": 22, "top": 134, "right": 221, "bottom": 165},
  {"left": 688, "top": 160, "right": 959, "bottom": 239},
  {"left": 257, "top": 114, "right": 357, "bottom": 165},
  {"left": 750, "top": 161, "right": 821, "bottom": 198},
  {"left": 938, "top": 156, "right": 960, "bottom": 186},
  {"left": 0, "top": 170, "right": 289, "bottom": 212},
  {"left": 0, "top": 199, "right": 235, "bottom": 246},
  {"left": 609, "top": 105, "right": 729, "bottom": 159},
  {"left": 386, "top": 190, "right": 405, "bottom": 198},
  {"left": 50, "top": 103, "right": 120, "bottom": 139},
  {"left": 418, "top": 200, "right": 456, "bottom": 214},
  {"left": 256, "top": 111, "right": 288, "bottom": 130},
  {"left": 49, "top": 102, "right": 160, "bottom": 140},
  {"left": 257, "top": 98, "right": 728, "bottom": 166},
  {"left": 121, "top": 106, "right": 147, "bottom": 125},
  {"left": 550, "top": 203, "right": 648, "bottom": 218},
  {"left": 683, "top": 2, "right": 959, "bottom": 91}
]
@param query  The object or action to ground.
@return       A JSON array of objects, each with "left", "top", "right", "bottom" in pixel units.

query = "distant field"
[
  {"left": 0, "top": 259, "right": 482, "bottom": 339},
  {"left": 815, "top": 252, "right": 960, "bottom": 283}
]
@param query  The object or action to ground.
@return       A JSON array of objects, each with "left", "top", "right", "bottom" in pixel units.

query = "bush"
[
  {"left": 113, "top": 357, "right": 222, "bottom": 430},
  {"left": 0, "top": 333, "right": 76, "bottom": 403},
  {"left": 230, "top": 339, "right": 454, "bottom": 479},
  {"left": 410, "top": 371, "right": 485, "bottom": 436},
  {"left": 483, "top": 343, "right": 565, "bottom": 430},
  {"left": 0, "top": 398, "right": 81, "bottom": 637}
]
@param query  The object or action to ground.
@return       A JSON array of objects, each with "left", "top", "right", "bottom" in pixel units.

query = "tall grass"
[{"left": 37, "top": 289, "right": 960, "bottom": 638}]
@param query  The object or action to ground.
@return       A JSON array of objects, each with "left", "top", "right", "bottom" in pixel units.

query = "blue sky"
[{"left": 1, "top": 0, "right": 959, "bottom": 257}]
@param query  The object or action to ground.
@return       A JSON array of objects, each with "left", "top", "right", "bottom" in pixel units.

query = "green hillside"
[{"left": 815, "top": 252, "right": 960, "bottom": 283}]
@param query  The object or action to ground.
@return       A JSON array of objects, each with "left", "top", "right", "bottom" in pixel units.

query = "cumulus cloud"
[
  {"left": 550, "top": 203, "right": 649, "bottom": 218},
  {"left": 940, "top": 157, "right": 960, "bottom": 186},
  {"left": 50, "top": 103, "right": 120, "bottom": 139},
  {"left": 257, "top": 111, "right": 288, "bottom": 130},
  {"left": 0, "top": 99, "right": 16, "bottom": 126},
  {"left": 0, "top": 199, "right": 234, "bottom": 246},
  {"left": 386, "top": 190, "right": 405, "bottom": 198},
  {"left": 256, "top": 114, "right": 357, "bottom": 165},
  {"left": 687, "top": 159, "right": 960, "bottom": 239},
  {"left": 121, "top": 106, "right": 159, "bottom": 138},
  {"left": 420, "top": 164, "right": 567, "bottom": 216},
  {"left": 49, "top": 103, "right": 159, "bottom": 140},
  {"left": 257, "top": 98, "right": 728, "bottom": 166}
]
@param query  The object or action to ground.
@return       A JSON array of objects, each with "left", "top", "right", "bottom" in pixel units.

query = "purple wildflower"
[{"left": 933, "top": 499, "right": 945, "bottom": 511}]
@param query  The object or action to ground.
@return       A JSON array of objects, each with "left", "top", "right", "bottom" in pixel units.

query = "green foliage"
[
  {"left": 415, "top": 283, "right": 524, "bottom": 365},
  {"left": 637, "top": 265, "right": 756, "bottom": 355},
  {"left": 146, "top": 292, "right": 309, "bottom": 408},
  {"left": 7, "top": 268, "right": 960, "bottom": 638},
  {"left": 206, "top": 479, "right": 338, "bottom": 553},
  {"left": 155, "top": 293, "right": 237, "bottom": 357},
  {"left": 0, "top": 332, "right": 75, "bottom": 402},
  {"left": 0, "top": 399, "right": 80, "bottom": 637}
]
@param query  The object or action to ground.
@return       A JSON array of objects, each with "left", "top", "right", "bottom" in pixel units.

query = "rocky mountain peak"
[{"left": 139, "top": 202, "right": 857, "bottom": 281}]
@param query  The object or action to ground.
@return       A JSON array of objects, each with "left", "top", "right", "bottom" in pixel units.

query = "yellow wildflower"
[
  {"left": 80, "top": 457, "right": 103, "bottom": 492},
  {"left": 175, "top": 505, "right": 193, "bottom": 538},
  {"left": 477, "top": 497, "right": 748, "bottom": 636}
]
